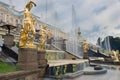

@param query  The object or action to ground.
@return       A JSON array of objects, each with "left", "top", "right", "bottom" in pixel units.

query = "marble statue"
[{"left": 19, "top": 0, "right": 36, "bottom": 48}]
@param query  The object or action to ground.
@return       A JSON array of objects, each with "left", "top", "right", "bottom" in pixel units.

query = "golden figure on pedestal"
[
  {"left": 47, "top": 30, "right": 52, "bottom": 39},
  {"left": 112, "top": 50, "right": 119, "bottom": 62},
  {"left": 19, "top": 0, "right": 36, "bottom": 48},
  {"left": 83, "top": 40, "right": 88, "bottom": 59},
  {"left": 38, "top": 26, "right": 47, "bottom": 51},
  {"left": 83, "top": 40, "right": 88, "bottom": 53}
]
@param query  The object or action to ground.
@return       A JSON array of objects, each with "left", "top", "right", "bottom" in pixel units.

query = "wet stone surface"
[{"left": 43, "top": 67, "right": 120, "bottom": 80}]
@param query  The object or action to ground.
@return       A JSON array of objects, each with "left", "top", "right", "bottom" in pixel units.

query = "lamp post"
[
  {"left": 0, "top": 23, "right": 16, "bottom": 48},
  {"left": 0, "top": 24, "right": 16, "bottom": 35}
]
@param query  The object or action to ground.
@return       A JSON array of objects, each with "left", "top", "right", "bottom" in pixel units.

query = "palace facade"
[
  {"left": 0, "top": 1, "right": 66, "bottom": 42},
  {"left": 0, "top": 1, "right": 84, "bottom": 58}
]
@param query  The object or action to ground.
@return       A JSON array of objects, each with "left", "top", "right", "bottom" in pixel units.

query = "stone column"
[
  {"left": 17, "top": 48, "right": 38, "bottom": 70},
  {"left": 4, "top": 34, "right": 14, "bottom": 48}
]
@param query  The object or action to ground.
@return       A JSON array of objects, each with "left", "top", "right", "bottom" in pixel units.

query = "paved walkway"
[
  {"left": 43, "top": 69, "right": 120, "bottom": 80},
  {"left": 74, "top": 70, "right": 120, "bottom": 80}
]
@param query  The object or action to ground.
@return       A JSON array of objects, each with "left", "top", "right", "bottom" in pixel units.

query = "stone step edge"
[
  {"left": 47, "top": 71, "right": 84, "bottom": 79},
  {"left": 46, "top": 68, "right": 107, "bottom": 79},
  {"left": 83, "top": 69, "right": 107, "bottom": 75}
]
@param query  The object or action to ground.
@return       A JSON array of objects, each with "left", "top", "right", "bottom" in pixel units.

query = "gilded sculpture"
[
  {"left": 83, "top": 40, "right": 88, "bottom": 53},
  {"left": 19, "top": 0, "right": 36, "bottom": 48},
  {"left": 38, "top": 26, "right": 47, "bottom": 51},
  {"left": 47, "top": 30, "right": 52, "bottom": 39},
  {"left": 83, "top": 40, "right": 88, "bottom": 59},
  {"left": 112, "top": 50, "right": 119, "bottom": 62}
]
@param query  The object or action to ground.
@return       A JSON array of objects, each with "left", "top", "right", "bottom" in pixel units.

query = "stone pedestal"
[
  {"left": 83, "top": 52, "right": 88, "bottom": 59},
  {"left": 4, "top": 34, "right": 14, "bottom": 48},
  {"left": 17, "top": 48, "right": 38, "bottom": 70},
  {"left": 37, "top": 50, "right": 48, "bottom": 77},
  {"left": 37, "top": 50, "right": 47, "bottom": 67}
]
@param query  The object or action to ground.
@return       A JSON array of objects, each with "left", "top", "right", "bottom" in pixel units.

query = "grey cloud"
[{"left": 0, "top": 0, "right": 120, "bottom": 44}]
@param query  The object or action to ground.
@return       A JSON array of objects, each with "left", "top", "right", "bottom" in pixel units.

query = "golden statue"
[
  {"left": 112, "top": 50, "right": 119, "bottom": 62},
  {"left": 47, "top": 30, "right": 52, "bottom": 39},
  {"left": 83, "top": 40, "right": 88, "bottom": 59},
  {"left": 38, "top": 26, "right": 47, "bottom": 51},
  {"left": 19, "top": 0, "right": 36, "bottom": 48},
  {"left": 83, "top": 40, "right": 88, "bottom": 53}
]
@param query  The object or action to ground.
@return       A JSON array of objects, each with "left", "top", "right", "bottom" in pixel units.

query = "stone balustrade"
[{"left": 0, "top": 69, "right": 44, "bottom": 80}]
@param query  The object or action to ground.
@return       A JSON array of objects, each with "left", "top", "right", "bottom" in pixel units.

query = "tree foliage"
[{"left": 101, "top": 36, "right": 120, "bottom": 52}]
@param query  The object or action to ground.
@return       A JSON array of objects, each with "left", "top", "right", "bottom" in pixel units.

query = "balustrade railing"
[{"left": 0, "top": 69, "right": 42, "bottom": 80}]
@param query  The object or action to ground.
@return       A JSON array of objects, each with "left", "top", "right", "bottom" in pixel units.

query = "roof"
[
  {"left": 0, "top": 1, "right": 9, "bottom": 7},
  {"left": 0, "top": 1, "right": 23, "bottom": 16}
]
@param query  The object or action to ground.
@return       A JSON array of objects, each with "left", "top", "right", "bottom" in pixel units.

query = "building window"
[
  {"left": 20, "top": 19, "right": 23, "bottom": 24},
  {"left": 9, "top": 16, "right": 13, "bottom": 24},
  {"left": 6, "top": 15, "right": 9, "bottom": 23},
  {"left": 0, "top": 13, "right": 3, "bottom": 22},
  {"left": 16, "top": 19, "right": 18, "bottom": 24},
  {"left": 16, "top": 25, "right": 20, "bottom": 32}
]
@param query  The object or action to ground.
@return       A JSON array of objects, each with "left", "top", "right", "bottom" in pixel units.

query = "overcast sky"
[{"left": 0, "top": 0, "right": 120, "bottom": 44}]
